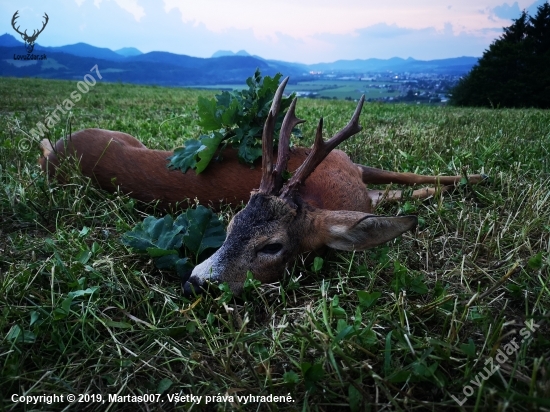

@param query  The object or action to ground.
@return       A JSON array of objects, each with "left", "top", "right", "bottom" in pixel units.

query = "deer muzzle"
[{"left": 182, "top": 257, "right": 219, "bottom": 296}]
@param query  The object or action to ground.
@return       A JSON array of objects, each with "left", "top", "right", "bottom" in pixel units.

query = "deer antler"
[
  {"left": 258, "top": 76, "right": 289, "bottom": 194},
  {"left": 11, "top": 11, "right": 26, "bottom": 37},
  {"left": 258, "top": 77, "right": 365, "bottom": 199},
  {"left": 271, "top": 98, "right": 305, "bottom": 193},
  {"left": 258, "top": 81, "right": 305, "bottom": 195},
  {"left": 280, "top": 95, "right": 365, "bottom": 199}
]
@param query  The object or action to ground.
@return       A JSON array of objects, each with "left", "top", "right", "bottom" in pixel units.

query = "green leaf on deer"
[
  {"left": 195, "top": 132, "right": 225, "bottom": 174},
  {"left": 237, "top": 128, "right": 262, "bottom": 164},
  {"left": 197, "top": 96, "right": 223, "bottom": 130},
  {"left": 221, "top": 97, "right": 240, "bottom": 126},
  {"left": 167, "top": 139, "right": 204, "bottom": 173},
  {"left": 258, "top": 73, "right": 281, "bottom": 98},
  {"left": 169, "top": 70, "right": 301, "bottom": 173}
]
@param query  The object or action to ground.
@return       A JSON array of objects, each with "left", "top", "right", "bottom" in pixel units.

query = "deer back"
[{"left": 40, "top": 128, "right": 372, "bottom": 212}]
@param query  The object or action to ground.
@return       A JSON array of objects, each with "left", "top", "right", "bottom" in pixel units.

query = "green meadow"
[
  {"left": 0, "top": 77, "right": 549, "bottom": 411},
  {"left": 192, "top": 79, "right": 401, "bottom": 100}
]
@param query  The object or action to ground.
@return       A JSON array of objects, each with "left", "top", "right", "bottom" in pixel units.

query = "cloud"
[
  {"left": 0, "top": 0, "right": 509, "bottom": 63},
  {"left": 492, "top": 2, "right": 521, "bottom": 20},
  {"left": 113, "top": 0, "right": 145, "bottom": 22},
  {"left": 83, "top": 0, "right": 146, "bottom": 21},
  {"left": 309, "top": 22, "right": 490, "bottom": 61},
  {"left": 489, "top": 0, "right": 547, "bottom": 24},
  {"left": 161, "top": 0, "right": 511, "bottom": 40},
  {"left": 350, "top": 23, "right": 416, "bottom": 38}
]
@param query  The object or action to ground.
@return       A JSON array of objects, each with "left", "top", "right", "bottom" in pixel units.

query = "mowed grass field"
[
  {"left": 193, "top": 79, "right": 401, "bottom": 100},
  {"left": 1, "top": 76, "right": 549, "bottom": 411}
]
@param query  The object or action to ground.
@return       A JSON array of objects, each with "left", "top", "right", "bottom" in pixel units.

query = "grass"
[
  {"left": 1, "top": 76, "right": 549, "bottom": 411},
  {"left": 291, "top": 80, "right": 402, "bottom": 100},
  {"left": 191, "top": 80, "right": 403, "bottom": 100}
]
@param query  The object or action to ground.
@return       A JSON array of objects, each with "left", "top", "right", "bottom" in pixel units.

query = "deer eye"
[{"left": 257, "top": 243, "right": 283, "bottom": 255}]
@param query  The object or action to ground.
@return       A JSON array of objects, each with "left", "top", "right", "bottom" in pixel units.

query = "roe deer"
[
  {"left": 39, "top": 78, "right": 484, "bottom": 295},
  {"left": 183, "top": 78, "right": 484, "bottom": 295}
]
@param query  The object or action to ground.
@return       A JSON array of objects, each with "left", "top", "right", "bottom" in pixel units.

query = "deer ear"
[{"left": 321, "top": 212, "right": 417, "bottom": 251}]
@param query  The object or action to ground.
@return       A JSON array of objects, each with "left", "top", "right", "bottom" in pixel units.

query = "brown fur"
[{"left": 39, "top": 128, "right": 372, "bottom": 212}]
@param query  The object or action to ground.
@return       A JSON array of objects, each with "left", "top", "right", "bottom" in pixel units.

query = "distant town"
[{"left": 290, "top": 71, "right": 462, "bottom": 104}]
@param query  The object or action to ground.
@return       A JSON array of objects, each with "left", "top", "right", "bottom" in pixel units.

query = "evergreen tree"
[
  {"left": 528, "top": 2, "right": 550, "bottom": 54},
  {"left": 450, "top": 3, "right": 550, "bottom": 108},
  {"left": 528, "top": 2, "right": 550, "bottom": 107}
]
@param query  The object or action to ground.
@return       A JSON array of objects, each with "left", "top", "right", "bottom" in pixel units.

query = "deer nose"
[{"left": 182, "top": 276, "right": 204, "bottom": 297}]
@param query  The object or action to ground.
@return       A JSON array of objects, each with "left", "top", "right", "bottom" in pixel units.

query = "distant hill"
[
  {"left": 0, "top": 33, "right": 22, "bottom": 47},
  {"left": 3, "top": 34, "right": 125, "bottom": 61},
  {"left": 122, "top": 51, "right": 304, "bottom": 80},
  {"left": 0, "top": 45, "right": 306, "bottom": 86},
  {"left": 308, "top": 56, "right": 479, "bottom": 74},
  {"left": 212, "top": 50, "right": 251, "bottom": 58},
  {"left": 0, "top": 32, "right": 479, "bottom": 86},
  {"left": 40, "top": 42, "right": 125, "bottom": 61},
  {"left": 115, "top": 47, "right": 142, "bottom": 57}
]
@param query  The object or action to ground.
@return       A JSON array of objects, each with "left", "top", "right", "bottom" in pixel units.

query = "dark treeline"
[{"left": 451, "top": 2, "right": 550, "bottom": 108}]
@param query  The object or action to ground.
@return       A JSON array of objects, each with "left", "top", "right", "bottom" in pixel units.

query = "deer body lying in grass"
[{"left": 39, "top": 78, "right": 484, "bottom": 294}]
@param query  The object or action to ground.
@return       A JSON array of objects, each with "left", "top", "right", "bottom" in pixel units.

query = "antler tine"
[
  {"left": 270, "top": 97, "right": 305, "bottom": 194},
  {"left": 270, "top": 76, "right": 288, "bottom": 117},
  {"left": 258, "top": 76, "right": 289, "bottom": 194},
  {"left": 281, "top": 95, "right": 365, "bottom": 199}
]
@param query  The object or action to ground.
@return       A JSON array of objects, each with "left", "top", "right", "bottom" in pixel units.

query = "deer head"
[
  {"left": 183, "top": 78, "right": 417, "bottom": 295},
  {"left": 12, "top": 11, "right": 49, "bottom": 54}
]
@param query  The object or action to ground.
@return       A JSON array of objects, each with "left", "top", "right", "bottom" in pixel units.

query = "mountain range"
[{"left": 0, "top": 33, "right": 478, "bottom": 86}]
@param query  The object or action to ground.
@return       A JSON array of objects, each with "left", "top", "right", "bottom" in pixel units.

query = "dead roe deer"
[{"left": 39, "top": 78, "right": 484, "bottom": 295}]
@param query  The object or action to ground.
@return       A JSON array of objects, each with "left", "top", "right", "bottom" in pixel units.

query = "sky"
[{"left": 0, "top": 0, "right": 547, "bottom": 63}]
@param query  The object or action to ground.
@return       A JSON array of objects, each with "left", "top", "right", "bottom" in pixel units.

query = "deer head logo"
[{"left": 11, "top": 11, "right": 49, "bottom": 54}]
